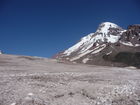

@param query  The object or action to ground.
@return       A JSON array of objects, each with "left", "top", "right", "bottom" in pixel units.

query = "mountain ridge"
[{"left": 54, "top": 22, "right": 140, "bottom": 68}]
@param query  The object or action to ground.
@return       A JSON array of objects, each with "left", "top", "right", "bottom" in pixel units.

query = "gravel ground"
[{"left": 0, "top": 54, "right": 140, "bottom": 105}]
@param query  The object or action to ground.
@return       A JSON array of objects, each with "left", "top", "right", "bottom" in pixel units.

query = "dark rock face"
[
  {"left": 120, "top": 25, "right": 140, "bottom": 45},
  {"left": 114, "top": 52, "right": 140, "bottom": 67},
  {"left": 54, "top": 23, "right": 140, "bottom": 68}
]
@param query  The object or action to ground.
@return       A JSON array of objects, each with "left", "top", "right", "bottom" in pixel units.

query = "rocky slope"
[
  {"left": 0, "top": 54, "right": 140, "bottom": 105},
  {"left": 55, "top": 22, "right": 140, "bottom": 68}
]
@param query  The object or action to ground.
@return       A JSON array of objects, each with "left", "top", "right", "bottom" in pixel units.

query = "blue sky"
[{"left": 0, "top": 0, "right": 140, "bottom": 57}]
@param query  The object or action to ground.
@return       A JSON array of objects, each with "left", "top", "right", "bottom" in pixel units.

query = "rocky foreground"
[{"left": 0, "top": 54, "right": 140, "bottom": 105}]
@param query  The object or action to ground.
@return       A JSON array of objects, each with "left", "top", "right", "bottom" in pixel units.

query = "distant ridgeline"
[{"left": 54, "top": 22, "right": 140, "bottom": 68}]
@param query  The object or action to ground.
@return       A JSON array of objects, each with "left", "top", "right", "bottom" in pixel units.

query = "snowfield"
[
  {"left": 0, "top": 54, "right": 140, "bottom": 105},
  {"left": 59, "top": 22, "right": 127, "bottom": 63}
]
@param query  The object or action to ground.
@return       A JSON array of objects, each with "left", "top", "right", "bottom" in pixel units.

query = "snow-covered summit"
[
  {"left": 94, "top": 22, "right": 125, "bottom": 43},
  {"left": 63, "top": 22, "right": 125, "bottom": 56},
  {"left": 96, "top": 22, "right": 120, "bottom": 34},
  {"left": 100, "top": 22, "right": 119, "bottom": 27}
]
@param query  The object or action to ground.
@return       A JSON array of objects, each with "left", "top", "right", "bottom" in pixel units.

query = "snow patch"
[
  {"left": 82, "top": 58, "right": 89, "bottom": 63},
  {"left": 120, "top": 41, "right": 140, "bottom": 47},
  {"left": 11, "top": 103, "right": 16, "bottom": 105},
  {"left": 70, "top": 44, "right": 106, "bottom": 61},
  {"left": 106, "top": 51, "right": 112, "bottom": 55},
  {"left": 66, "top": 58, "right": 69, "bottom": 60},
  {"left": 28, "top": 93, "right": 34, "bottom": 96},
  {"left": 135, "top": 44, "right": 140, "bottom": 47},
  {"left": 107, "top": 35, "right": 121, "bottom": 43},
  {"left": 92, "top": 44, "right": 106, "bottom": 54},
  {"left": 70, "top": 50, "right": 93, "bottom": 61},
  {"left": 120, "top": 41, "right": 134, "bottom": 46}
]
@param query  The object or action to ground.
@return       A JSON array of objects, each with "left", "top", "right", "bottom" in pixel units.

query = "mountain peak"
[
  {"left": 96, "top": 22, "right": 120, "bottom": 35},
  {"left": 100, "top": 22, "right": 118, "bottom": 26},
  {"left": 57, "top": 22, "right": 125, "bottom": 58},
  {"left": 55, "top": 22, "right": 140, "bottom": 68}
]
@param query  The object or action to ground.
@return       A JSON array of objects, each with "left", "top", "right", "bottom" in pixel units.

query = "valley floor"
[{"left": 0, "top": 54, "right": 140, "bottom": 105}]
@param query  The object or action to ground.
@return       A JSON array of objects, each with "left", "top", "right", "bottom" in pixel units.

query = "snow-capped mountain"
[
  {"left": 63, "top": 22, "right": 125, "bottom": 57},
  {"left": 55, "top": 22, "right": 140, "bottom": 68}
]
